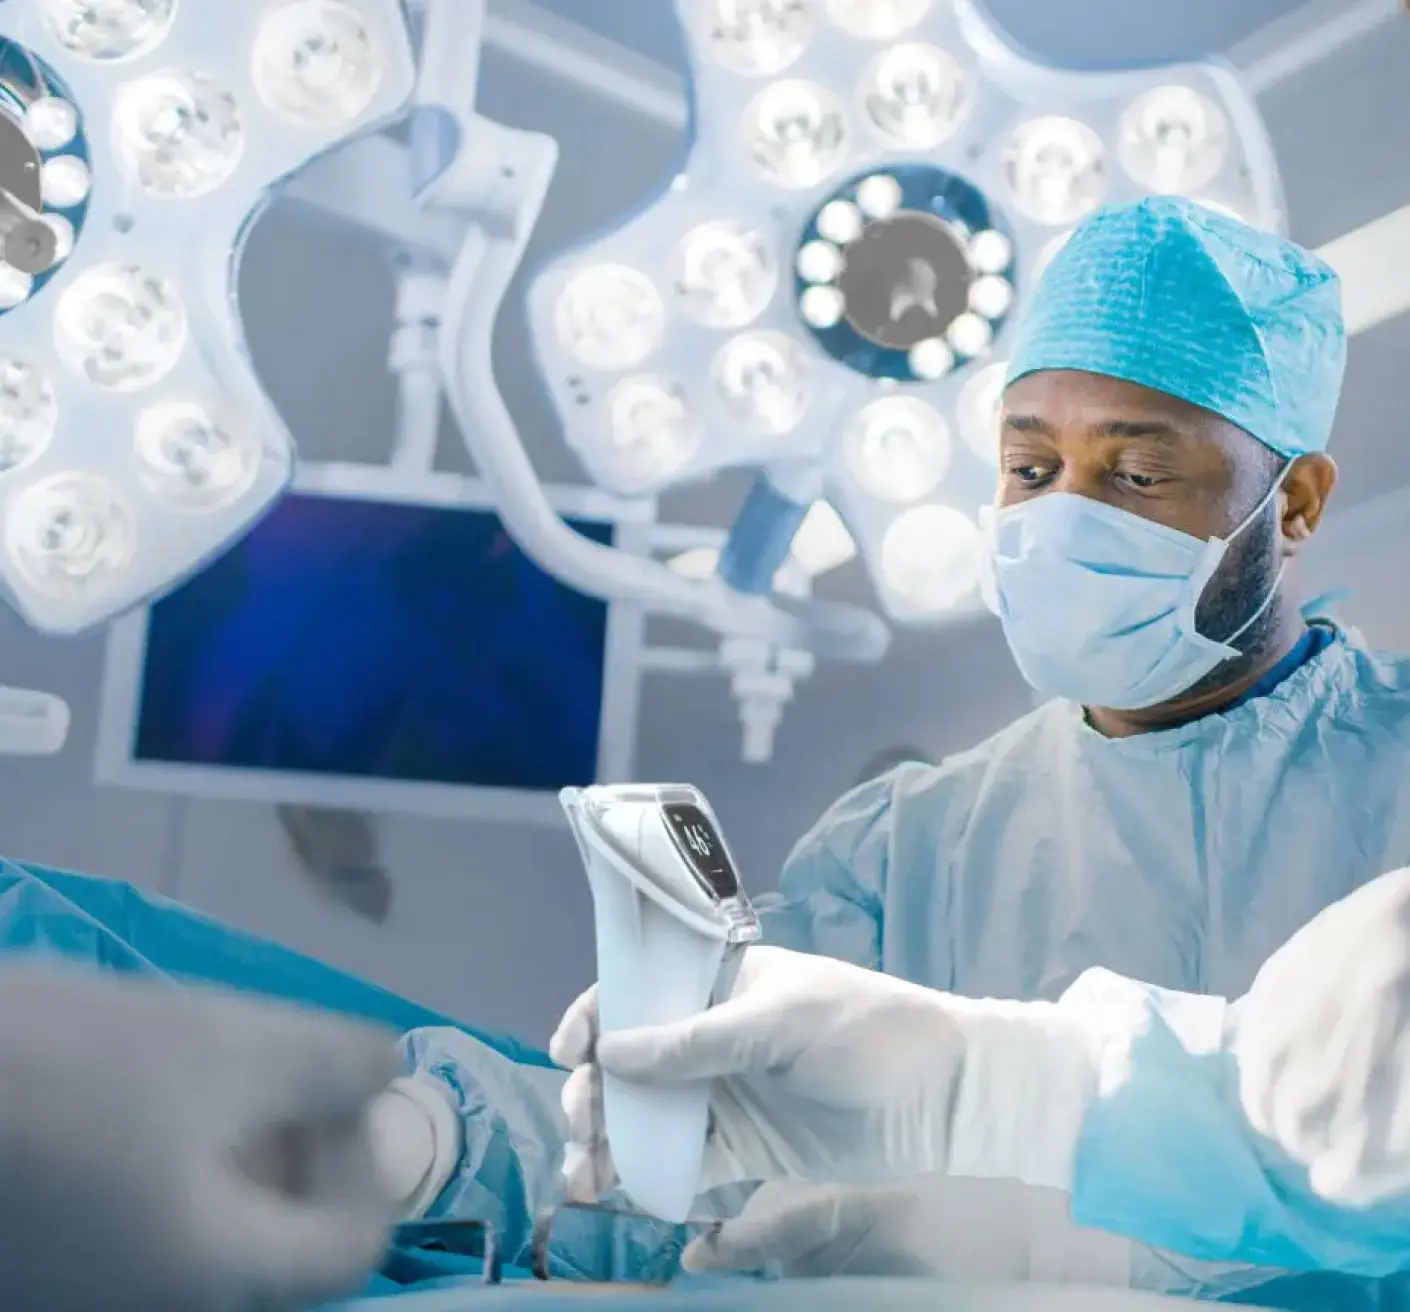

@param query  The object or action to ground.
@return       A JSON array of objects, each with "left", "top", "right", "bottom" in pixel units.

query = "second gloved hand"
[
  {"left": 1235, "top": 866, "right": 1410, "bottom": 1206},
  {"left": 0, "top": 967, "right": 401, "bottom": 1312},
  {"left": 680, "top": 1178, "right": 1133, "bottom": 1285},
  {"left": 367, "top": 1072, "right": 464, "bottom": 1219},
  {"left": 550, "top": 946, "right": 1101, "bottom": 1205}
]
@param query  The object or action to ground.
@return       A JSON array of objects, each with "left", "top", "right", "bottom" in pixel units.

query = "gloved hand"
[
  {"left": 367, "top": 1071, "right": 464, "bottom": 1219},
  {"left": 0, "top": 966, "right": 401, "bottom": 1312},
  {"left": 1234, "top": 866, "right": 1410, "bottom": 1206},
  {"left": 679, "top": 1178, "right": 1133, "bottom": 1285},
  {"left": 550, "top": 945, "right": 1100, "bottom": 1205}
]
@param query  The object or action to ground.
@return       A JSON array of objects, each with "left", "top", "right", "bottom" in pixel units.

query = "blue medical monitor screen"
[{"left": 133, "top": 493, "right": 615, "bottom": 792}]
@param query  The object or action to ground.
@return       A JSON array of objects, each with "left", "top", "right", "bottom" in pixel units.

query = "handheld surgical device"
[{"left": 561, "top": 784, "right": 760, "bottom": 1223}]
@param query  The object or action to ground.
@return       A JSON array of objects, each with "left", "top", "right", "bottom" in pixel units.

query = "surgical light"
[
  {"left": 969, "top": 229, "right": 1012, "bottom": 277},
  {"left": 0, "top": 270, "right": 32, "bottom": 311},
  {"left": 825, "top": 0, "right": 931, "bottom": 40},
  {"left": 673, "top": 221, "right": 776, "bottom": 329},
  {"left": 844, "top": 396, "right": 951, "bottom": 503},
  {"left": 42, "top": 0, "right": 176, "bottom": 62},
  {"left": 133, "top": 401, "right": 260, "bottom": 512},
  {"left": 1118, "top": 85, "right": 1229, "bottom": 195},
  {"left": 946, "top": 310, "right": 992, "bottom": 358},
  {"left": 790, "top": 498, "right": 855, "bottom": 574},
  {"left": 711, "top": 331, "right": 811, "bottom": 434},
  {"left": 701, "top": 0, "right": 816, "bottom": 77},
  {"left": 855, "top": 172, "right": 902, "bottom": 220},
  {"left": 24, "top": 95, "right": 77, "bottom": 149},
  {"left": 250, "top": 0, "right": 386, "bottom": 128},
  {"left": 799, "top": 284, "right": 843, "bottom": 328},
  {"left": 796, "top": 238, "right": 843, "bottom": 282},
  {"left": 861, "top": 44, "right": 970, "bottom": 149},
  {"left": 0, "top": 360, "right": 58, "bottom": 474},
  {"left": 880, "top": 503, "right": 983, "bottom": 612},
  {"left": 1005, "top": 116, "right": 1107, "bottom": 226},
  {"left": 5, "top": 471, "right": 135, "bottom": 596},
  {"left": 0, "top": 0, "right": 415, "bottom": 633},
  {"left": 42, "top": 214, "right": 74, "bottom": 263},
  {"left": 526, "top": 0, "right": 1283, "bottom": 633},
  {"left": 605, "top": 376, "right": 700, "bottom": 489},
  {"left": 556, "top": 265, "right": 664, "bottom": 371},
  {"left": 968, "top": 275, "right": 1013, "bottom": 321},
  {"left": 815, "top": 198, "right": 863, "bottom": 244},
  {"left": 743, "top": 79, "right": 848, "bottom": 188},
  {"left": 113, "top": 73, "right": 245, "bottom": 198},
  {"left": 908, "top": 336, "right": 954, "bottom": 380},
  {"left": 40, "top": 152, "right": 89, "bottom": 206},
  {"left": 53, "top": 264, "right": 188, "bottom": 393}
]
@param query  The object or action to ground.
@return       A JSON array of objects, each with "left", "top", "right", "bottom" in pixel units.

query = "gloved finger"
[
  {"left": 1309, "top": 1153, "right": 1372, "bottom": 1205},
  {"left": 596, "top": 999, "right": 772, "bottom": 1085},
  {"left": 1237, "top": 1046, "right": 1293, "bottom": 1149},
  {"left": 561, "top": 1062, "right": 603, "bottom": 1148},
  {"left": 367, "top": 1087, "right": 438, "bottom": 1209},
  {"left": 562, "top": 1139, "right": 618, "bottom": 1203},
  {"left": 681, "top": 1183, "right": 835, "bottom": 1275},
  {"left": 212, "top": 995, "right": 399, "bottom": 1126},
  {"left": 550, "top": 985, "right": 599, "bottom": 1069}
]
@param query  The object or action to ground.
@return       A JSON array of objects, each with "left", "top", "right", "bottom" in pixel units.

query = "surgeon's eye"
[
  {"left": 1006, "top": 463, "right": 1056, "bottom": 488},
  {"left": 1115, "top": 471, "right": 1167, "bottom": 491}
]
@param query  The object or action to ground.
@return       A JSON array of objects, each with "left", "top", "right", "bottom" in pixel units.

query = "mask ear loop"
[{"left": 1192, "top": 459, "right": 1297, "bottom": 647}]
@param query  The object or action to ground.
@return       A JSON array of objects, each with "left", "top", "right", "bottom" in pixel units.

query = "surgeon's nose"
[{"left": 1051, "top": 459, "right": 1120, "bottom": 509}]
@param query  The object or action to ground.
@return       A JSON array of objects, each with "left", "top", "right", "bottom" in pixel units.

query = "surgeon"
[{"left": 548, "top": 197, "right": 1410, "bottom": 1303}]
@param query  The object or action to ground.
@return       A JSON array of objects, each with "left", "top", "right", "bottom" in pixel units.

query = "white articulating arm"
[
  {"left": 281, "top": 135, "right": 465, "bottom": 265},
  {"left": 1236, "top": 0, "right": 1401, "bottom": 96},
  {"left": 1318, "top": 205, "right": 1410, "bottom": 337},
  {"left": 430, "top": 116, "right": 889, "bottom": 662},
  {"left": 482, "top": 0, "right": 687, "bottom": 132}
]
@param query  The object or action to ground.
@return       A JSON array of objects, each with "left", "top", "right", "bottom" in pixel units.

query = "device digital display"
[
  {"left": 131, "top": 492, "right": 615, "bottom": 794},
  {"left": 663, "top": 802, "right": 740, "bottom": 900}
]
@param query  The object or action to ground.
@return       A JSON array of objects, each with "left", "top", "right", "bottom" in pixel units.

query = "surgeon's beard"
[{"left": 1180, "top": 497, "right": 1285, "bottom": 703}]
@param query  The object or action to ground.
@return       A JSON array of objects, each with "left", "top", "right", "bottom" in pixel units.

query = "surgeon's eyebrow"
[
  {"left": 1088, "top": 419, "right": 1187, "bottom": 444},
  {"left": 1003, "top": 413, "right": 1052, "bottom": 433},
  {"left": 1004, "top": 413, "right": 1189, "bottom": 445}
]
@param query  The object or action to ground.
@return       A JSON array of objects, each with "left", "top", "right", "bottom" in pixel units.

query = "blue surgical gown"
[{"left": 757, "top": 626, "right": 1410, "bottom": 1305}]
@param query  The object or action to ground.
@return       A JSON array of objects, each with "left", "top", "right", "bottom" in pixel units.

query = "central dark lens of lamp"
[{"left": 837, "top": 211, "right": 972, "bottom": 351}]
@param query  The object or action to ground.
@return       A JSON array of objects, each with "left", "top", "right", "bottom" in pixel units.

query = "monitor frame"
[{"left": 95, "top": 462, "right": 651, "bottom": 826}]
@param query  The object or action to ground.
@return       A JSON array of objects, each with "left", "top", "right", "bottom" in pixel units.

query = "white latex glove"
[
  {"left": 1235, "top": 866, "right": 1410, "bottom": 1206},
  {"left": 367, "top": 1072, "right": 463, "bottom": 1219},
  {"left": 550, "top": 945, "right": 1100, "bottom": 1205},
  {"left": 680, "top": 1178, "right": 1133, "bottom": 1285},
  {"left": 0, "top": 966, "right": 401, "bottom": 1312}
]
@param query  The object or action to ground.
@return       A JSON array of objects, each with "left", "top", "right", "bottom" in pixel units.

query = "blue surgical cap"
[{"left": 1006, "top": 197, "right": 1346, "bottom": 458}]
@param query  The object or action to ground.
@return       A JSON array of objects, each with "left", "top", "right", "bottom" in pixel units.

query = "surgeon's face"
[
  {"left": 998, "top": 370, "right": 1275, "bottom": 534},
  {"left": 997, "top": 369, "right": 1336, "bottom": 645}
]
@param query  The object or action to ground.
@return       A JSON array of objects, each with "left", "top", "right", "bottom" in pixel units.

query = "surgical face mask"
[{"left": 979, "top": 469, "right": 1289, "bottom": 711}]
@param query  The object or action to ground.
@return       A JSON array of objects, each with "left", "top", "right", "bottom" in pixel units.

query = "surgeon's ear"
[{"left": 1279, "top": 454, "right": 1337, "bottom": 554}]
